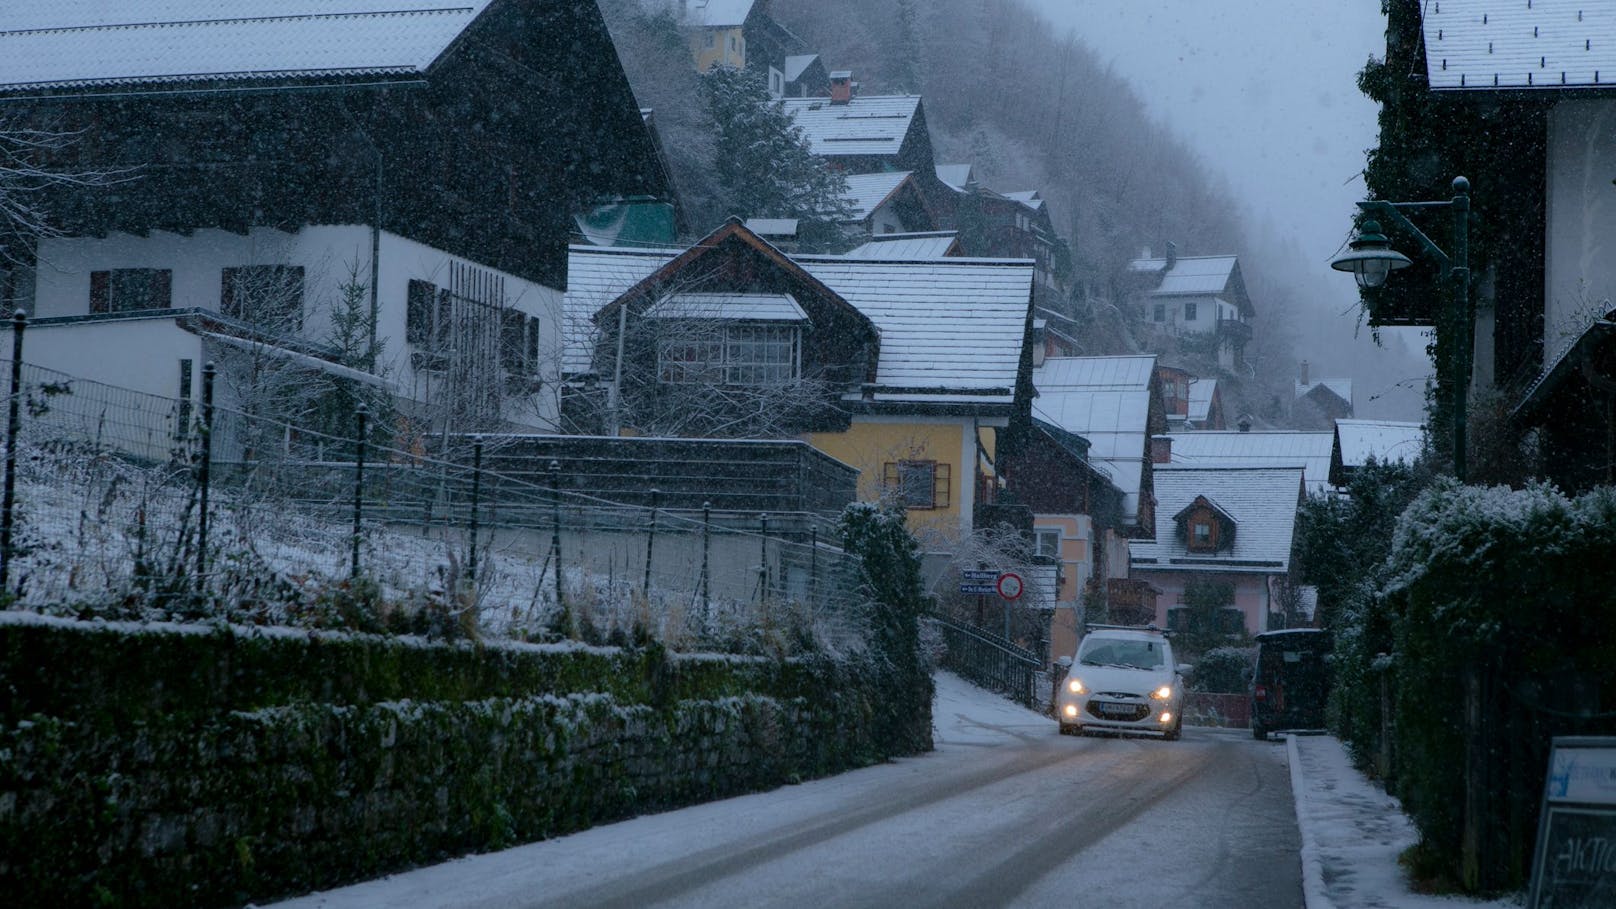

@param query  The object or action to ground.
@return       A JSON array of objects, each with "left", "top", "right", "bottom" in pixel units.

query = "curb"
[{"left": 1287, "top": 733, "right": 1336, "bottom": 909}]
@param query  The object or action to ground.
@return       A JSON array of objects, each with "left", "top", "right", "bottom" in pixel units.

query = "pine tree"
[{"left": 700, "top": 66, "right": 854, "bottom": 247}]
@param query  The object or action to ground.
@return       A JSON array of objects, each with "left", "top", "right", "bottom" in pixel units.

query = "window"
[
  {"left": 1153, "top": 304, "right": 1166, "bottom": 322},
  {"left": 406, "top": 279, "right": 436, "bottom": 346},
  {"left": 221, "top": 265, "right": 304, "bottom": 329},
  {"left": 1184, "top": 301, "right": 1198, "bottom": 321},
  {"left": 90, "top": 268, "right": 171, "bottom": 314},
  {"left": 658, "top": 324, "right": 798, "bottom": 385},
  {"left": 500, "top": 308, "right": 527, "bottom": 374},
  {"left": 705, "top": 32, "right": 715, "bottom": 48},
  {"left": 883, "top": 460, "right": 950, "bottom": 510},
  {"left": 1035, "top": 529, "right": 1061, "bottom": 558},
  {"left": 525, "top": 315, "right": 540, "bottom": 372}
]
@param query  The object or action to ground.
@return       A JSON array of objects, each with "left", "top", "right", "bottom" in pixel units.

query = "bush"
[{"left": 1189, "top": 646, "right": 1254, "bottom": 693}]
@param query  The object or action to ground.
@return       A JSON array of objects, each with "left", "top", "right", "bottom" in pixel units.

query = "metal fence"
[
  {"left": 933, "top": 614, "right": 1042, "bottom": 709},
  {"left": 0, "top": 319, "right": 866, "bottom": 653}
]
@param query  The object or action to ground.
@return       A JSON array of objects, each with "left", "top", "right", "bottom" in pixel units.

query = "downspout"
[
  {"left": 369, "top": 148, "right": 381, "bottom": 366},
  {"left": 607, "top": 303, "right": 627, "bottom": 435}
]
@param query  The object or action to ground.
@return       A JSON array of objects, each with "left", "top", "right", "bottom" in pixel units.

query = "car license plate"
[{"left": 1096, "top": 701, "right": 1134, "bottom": 717}]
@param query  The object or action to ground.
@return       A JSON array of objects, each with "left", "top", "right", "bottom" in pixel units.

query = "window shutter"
[
  {"left": 152, "top": 269, "right": 172, "bottom": 308},
  {"left": 89, "top": 271, "right": 110, "bottom": 313},
  {"left": 934, "top": 462, "right": 951, "bottom": 508},
  {"left": 526, "top": 316, "right": 540, "bottom": 373},
  {"left": 883, "top": 461, "right": 899, "bottom": 490},
  {"left": 220, "top": 268, "right": 238, "bottom": 319}
]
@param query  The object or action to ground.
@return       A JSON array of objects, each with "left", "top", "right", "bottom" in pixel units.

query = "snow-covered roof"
[
  {"left": 644, "top": 293, "right": 807, "bottom": 322},
  {"left": 1002, "top": 190, "right": 1044, "bottom": 211},
  {"left": 1333, "top": 419, "right": 1425, "bottom": 469},
  {"left": 1423, "top": 0, "right": 1616, "bottom": 91},
  {"left": 783, "top": 54, "right": 818, "bottom": 83},
  {"left": 744, "top": 218, "right": 799, "bottom": 237},
  {"left": 1187, "top": 378, "right": 1217, "bottom": 424},
  {"left": 680, "top": 0, "right": 754, "bottom": 28},
  {"left": 1296, "top": 378, "right": 1353, "bottom": 407},
  {"left": 1128, "top": 255, "right": 1241, "bottom": 296},
  {"left": 844, "top": 232, "right": 958, "bottom": 260},
  {"left": 840, "top": 171, "right": 912, "bottom": 222},
  {"left": 780, "top": 95, "right": 921, "bottom": 158},
  {"left": 1032, "top": 355, "right": 1158, "bottom": 524},
  {"left": 1165, "top": 430, "right": 1335, "bottom": 495},
  {"left": 564, "top": 245, "right": 1034, "bottom": 405},
  {"left": 0, "top": 1, "right": 494, "bottom": 93},
  {"left": 794, "top": 255, "right": 1033, "bottom": 403},
  {"left": 935, "top": 163, "right": 974, "bottom": 192},
  {"left": 1130, "top": 466, "right": 1305, "bottom": 573}
]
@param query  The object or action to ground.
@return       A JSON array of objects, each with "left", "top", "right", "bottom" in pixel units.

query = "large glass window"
[{"left": 658, "top": 324, "right": 798, "bottom": 385}]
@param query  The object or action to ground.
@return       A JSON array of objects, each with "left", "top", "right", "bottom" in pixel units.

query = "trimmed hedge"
[{"left": 0, "top": 614, "right": 928, "bottom": 907}]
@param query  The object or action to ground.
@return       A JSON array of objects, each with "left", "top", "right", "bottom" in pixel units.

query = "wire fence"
[{"left": 0, "top": 322, "right": 869, "bottom": 655}]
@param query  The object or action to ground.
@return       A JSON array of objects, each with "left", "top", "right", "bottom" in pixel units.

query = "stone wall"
[{"left": 0, "top": 614, "right": 930, "bottom": 907}]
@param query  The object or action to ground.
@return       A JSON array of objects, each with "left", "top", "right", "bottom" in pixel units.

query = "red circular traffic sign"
[{"left": 996, "top": 572, "right": 1024, "bottom": 600}]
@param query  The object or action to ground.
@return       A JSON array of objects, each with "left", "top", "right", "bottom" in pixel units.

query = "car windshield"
[{"left": 1078, "top": 638, "right": 1166, "bottom": 670}]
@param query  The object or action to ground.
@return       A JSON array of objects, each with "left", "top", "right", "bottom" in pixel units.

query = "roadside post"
[
  {"left": 1527, "top": 736, "right": 1616, "bottom": 907},
  {"left": 996, "top": 571, "right": 1024, "bottom": 641}
]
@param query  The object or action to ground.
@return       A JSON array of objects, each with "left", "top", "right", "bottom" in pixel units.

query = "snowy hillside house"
[
  {"left": 1128, "top": 245, "right": 1255, "bottom": 372},
  {"left": 562, "top": 219, "right": 1037, "bottom": 542},
  {"left": 0, "top": 1, "right": 672, "bottom": 443},
  {"left": 1329, "top": 419, "right": 1426, "bottom": 486},
  {"left": 1161, "top": 429, "right": 1336, "bottom": 496},
  {"left": 1294, "top": 361, "right": 1353, "bottom": 426},
  {"left": 1130, "top": 466, "right": 1307, "bottom": 636},
  {"left": 650, "top": 0, "right": 804, "bottom": 90},
  {"left": 1417, "top": 1, "right": 1616, "bottom": 490},
  {"left": 838, "top": 172, "right": 938, "bottom": 238}
]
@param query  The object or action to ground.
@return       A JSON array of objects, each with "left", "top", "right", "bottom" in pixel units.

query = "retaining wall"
[{"left": 0, "top": 613, "right": 930, "bottom": 907}]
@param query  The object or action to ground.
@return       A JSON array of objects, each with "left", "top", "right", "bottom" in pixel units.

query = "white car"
[{"left": 1056, "top": 626, "right": 1187, "bottom": 740}]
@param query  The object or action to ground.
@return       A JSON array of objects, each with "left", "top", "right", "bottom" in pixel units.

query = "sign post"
[
  {"left": 996, "top": 572, "right": 1023, "bottom": 641},
  {"left": 1528, "top": 736, "right": 1616, "bottom": 907}
]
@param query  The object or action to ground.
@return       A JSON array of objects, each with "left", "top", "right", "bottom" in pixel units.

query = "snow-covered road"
[{"left": 269, "top": 672, "right": 1302, "bottom": 908}]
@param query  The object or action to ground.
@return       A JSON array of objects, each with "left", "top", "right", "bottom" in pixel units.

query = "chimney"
[
  {"left": 829, "top": 70, "right": 853, "bottom": 104},
  {"left": 1237, "top": 415, "right": 1253, "bottom": 433},
  {"left": 1165, "top": 240, "right": 1178, "bottom": 270},
  {"left": 1150, "top": 436, "right": 1173, "bottom": 464},
  {"left": 1299, "top": 360, "right": 1310, "bottom": 387}
]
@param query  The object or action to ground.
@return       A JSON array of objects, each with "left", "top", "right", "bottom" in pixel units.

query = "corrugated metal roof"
[
  {"left": 564, "top": 245, "right": 1034, "bottom": 405},
  {"left": 1424, "top": 0, "right": 1616, "bottom": 91},
  {"left": 1334, "top": 419, "right": 1426, "bottom": 468},
  {"left": 1031, "top": 356, "right": 1158, "bottom": 523},
  {"left": 1035, "top": 355, "right": 1157, "bottom": 390},
  {"left": 0, "top": 1, "right": 492, "bottom": 92},
  {"left": 780, "top": 95, "right": 921, "bottom": 158},
  {"left": 1130, "top": 466, "right": 1304, "bottom": 573},
  {"left": 1127, "top": 255, "right": 1240, "bottom": 296},
  {"left": 644, "top": 293, "right": 807, "bottom": 322},
  {"left": 1187, "top": 378, "right": 1216, "bottom": 423},
  {"left": 844, "top": 231, "right": 959, "bottom": 260},
  {"left": 1165, "top": 431, "right": 1334, "bottom": 495},
  {"left": 841, "top": 171, "right": 912, "bottom": 221}
]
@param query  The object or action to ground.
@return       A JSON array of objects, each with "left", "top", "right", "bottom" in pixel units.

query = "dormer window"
[
  {"left": 1175, "top": 495, "right": 1236, "bottom": 554},
  {"left": 648, "top": 293, "right": 806, "bottom": 386}
]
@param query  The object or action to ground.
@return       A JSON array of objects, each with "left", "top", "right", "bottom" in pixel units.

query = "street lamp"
[{"left": 1331, "top": 175, "right": 1472, "bottom": 481}]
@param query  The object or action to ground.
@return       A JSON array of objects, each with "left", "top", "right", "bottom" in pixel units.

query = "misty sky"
[{"left": 1027, "top": 1, "right": 1433, "bottom": 419}]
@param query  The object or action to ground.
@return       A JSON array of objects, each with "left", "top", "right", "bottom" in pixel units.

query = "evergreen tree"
[{"left": 700, "top": 66, "right": 855, "bottom": 248}]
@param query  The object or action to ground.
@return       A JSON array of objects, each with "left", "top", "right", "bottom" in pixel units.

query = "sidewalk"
[{"left": 1286, "top": 733, "right": 1521, "bottom": 909}]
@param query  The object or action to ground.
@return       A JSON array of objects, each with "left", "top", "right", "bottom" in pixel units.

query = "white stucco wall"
[
  {"left": 1545, "top": 99, "right": 1616, "bottom": 361},
  {"left": 27, "top": 226, "right": 562, "bottom": 430}
]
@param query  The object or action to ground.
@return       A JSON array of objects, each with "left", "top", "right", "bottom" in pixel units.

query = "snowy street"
[{"left": 271, "top": 672, "right": 1302, "bottom": 909}]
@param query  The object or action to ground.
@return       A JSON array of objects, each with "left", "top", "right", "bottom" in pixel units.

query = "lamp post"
[{"left": 1332, "top": 175, "right": 1472, "bottom": 481}]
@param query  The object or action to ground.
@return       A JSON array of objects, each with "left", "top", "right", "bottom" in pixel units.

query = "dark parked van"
[{"left": 1250, "top": 629, "right": 1331, "bottom": 740}]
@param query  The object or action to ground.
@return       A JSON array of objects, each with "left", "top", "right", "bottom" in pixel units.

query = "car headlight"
[
  {"left": 1067, "top": 678, "right": 1085, "bottom": 694},
  {"left": 1151, "top": 685, "right": 1173, "bottom": 700}
]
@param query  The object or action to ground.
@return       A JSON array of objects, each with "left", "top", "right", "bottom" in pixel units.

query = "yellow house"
[
  {"left": 561, "top": 221, "right": 1036, "bottom": 543},
  {"left": 675, "top": 0, "right": 754, "bottom": 71}
]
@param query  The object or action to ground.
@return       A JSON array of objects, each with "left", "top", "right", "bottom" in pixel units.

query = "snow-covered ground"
[{"left": 1289, "top": 733, "right": 1522, "bottom": 909}]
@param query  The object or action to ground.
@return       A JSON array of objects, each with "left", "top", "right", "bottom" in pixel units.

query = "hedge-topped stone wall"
[{"left": 0, "top": 613, "right": 931, "bottom": 907}]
